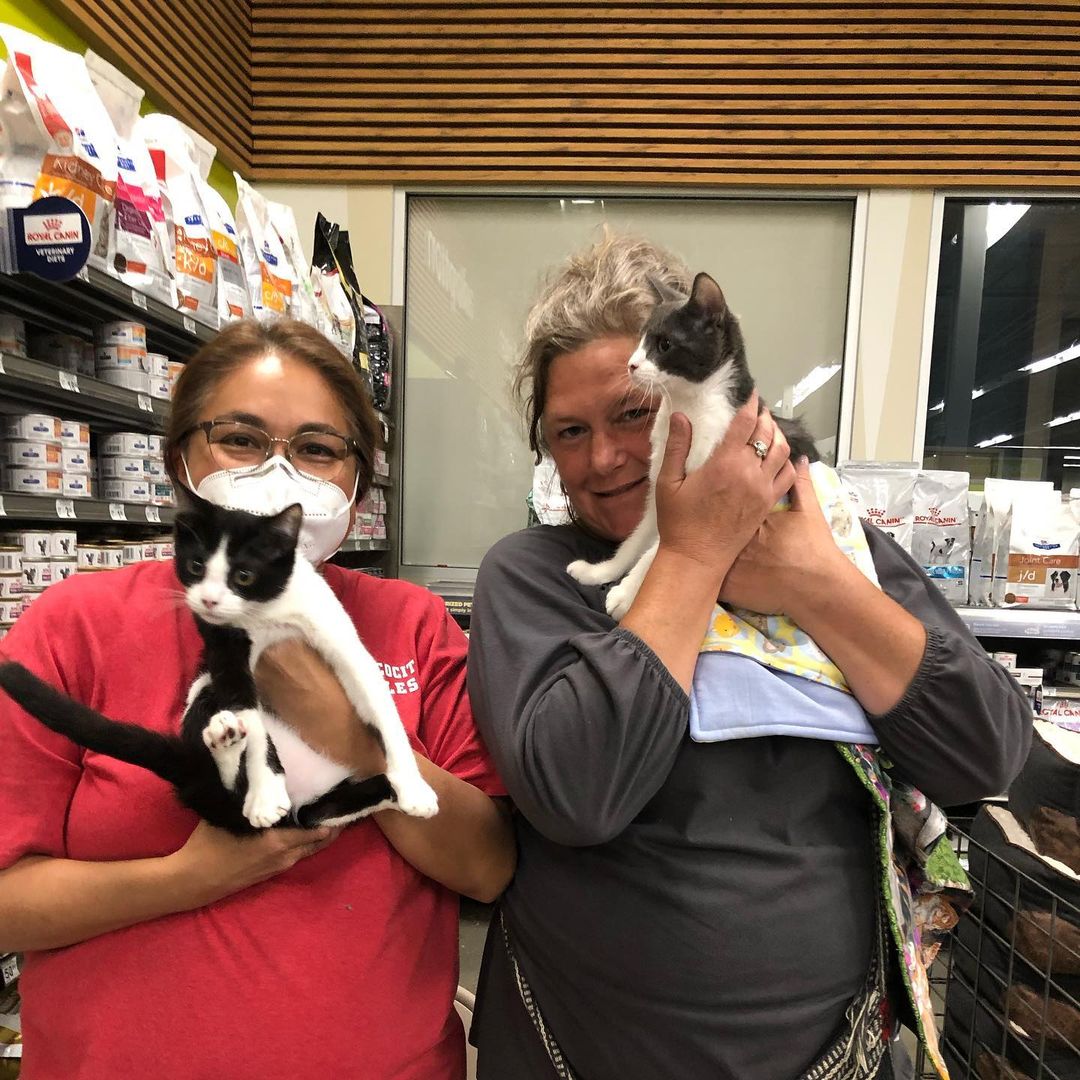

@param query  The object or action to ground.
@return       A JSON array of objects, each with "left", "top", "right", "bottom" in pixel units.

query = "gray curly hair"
[{"left": 513, "top": 230, "right": 691, "bottom": 463}]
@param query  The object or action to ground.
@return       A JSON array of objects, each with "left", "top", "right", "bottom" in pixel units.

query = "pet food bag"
[
  {"left": 913, "top": 469, "right": 971, "bottom": 605},
  {"left": 331, "top": 228, "right": 373, "bottom": 384},
  {"left": 0, "top": 25, "right": 117, "bottom": 245},
  {"left": 838, "top": 462, "right": 918, "bottom": 553},
  {"left": 268, "top": 199, "right": 320, "bottom": 327},
  {"left": 135, "top": 113, "right": 217, "bottom": 317},
  {"left": 1001, "top": 491, "right": 1080, "bottom": 611},
  {"left": 184, "top": 126, "right": 251, "bottom": 322},
  {"left": 311, "top": 212, "right": 355, "bottom": 358},
  {"left": 84, "top": 52, "right": 174, "bottom": 301},
  {"left": 233, "top": 175, "right": 291, "bottom": 320}
]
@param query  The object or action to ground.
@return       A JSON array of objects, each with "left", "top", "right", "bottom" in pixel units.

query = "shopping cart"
[{"left": 914, "top": 815, "right": 1080, "bottom": 1080}]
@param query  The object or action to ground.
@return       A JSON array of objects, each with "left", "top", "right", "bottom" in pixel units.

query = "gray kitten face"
[{"left": 629, "top": 272, "right": 752, "bottom": 398}]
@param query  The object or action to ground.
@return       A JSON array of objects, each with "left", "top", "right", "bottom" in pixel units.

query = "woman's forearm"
[
  {"left": 786, "top": 558, "right": 927, "bottom": 716},
  {"left": 375, "top": 754, "right": 515, "bottom": 902},
  {"left": 0, "top": 853, "right": 189, "bottom": 952},
  {"left": 621, "top": 545, "right": 733, "bottom": 692}
]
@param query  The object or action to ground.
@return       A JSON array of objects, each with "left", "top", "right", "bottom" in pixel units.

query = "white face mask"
[{"left": 183, "top": 454, "right": 357, "bottom": 564}]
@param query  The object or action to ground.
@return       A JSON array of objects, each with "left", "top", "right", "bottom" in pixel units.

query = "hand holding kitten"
[{"left": 656, "top": 396, "right": 796, "bottom": 576}]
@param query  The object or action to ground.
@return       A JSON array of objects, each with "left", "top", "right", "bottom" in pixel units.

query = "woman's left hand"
[{"left": 718, "top": 454, "right": 856, "bottom": 619}]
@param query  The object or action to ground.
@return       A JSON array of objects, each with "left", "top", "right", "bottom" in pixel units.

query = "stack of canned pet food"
[
  {"left": 0, "top": 414, "right": 93, "bottom": 499},
  {"left": 93, "top": 322, "right": 173, "bottom": 401},
  {"left": 0, "top": 528, "right": 176, "bottom": 638},
  {"left": 97, "top": 431, "right": 173, "bottom": 506}
]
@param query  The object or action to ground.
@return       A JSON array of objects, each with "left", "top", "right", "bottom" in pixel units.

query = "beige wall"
[{"left": 850, "top": 190, "right": 936, "bottom": 462}]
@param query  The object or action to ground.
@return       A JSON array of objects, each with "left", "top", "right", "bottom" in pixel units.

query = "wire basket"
[{"left": 914, "top": 815, "right": 1080, "bottom": 1079}]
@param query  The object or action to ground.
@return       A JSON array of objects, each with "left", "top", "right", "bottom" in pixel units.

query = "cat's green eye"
[
  {"left": 186, "top": 557, "right": 205, "bottom": 575},
  {"left": 234, "top": 569, "right": 257, "bottom": 587}
]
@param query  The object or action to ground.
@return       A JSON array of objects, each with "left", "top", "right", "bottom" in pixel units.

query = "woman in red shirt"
[{"left": 0, "top": 319, "right": 513, "bottom": 1080}]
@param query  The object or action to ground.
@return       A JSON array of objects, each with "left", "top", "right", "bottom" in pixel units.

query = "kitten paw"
[
  {"left": 202, "top": 711, "right": 247, "bottom": 752},
  {"left": 605, "top": 582, "right": 634, "bottom": 620},
  {"left": 567, "top": 559, "right": 611, "bottom": 586},
  {"left": 243, "top": 773, "right": 291, "bottom": 829},
  {"left": 389, "top": 773, "right": 439, "bottom": 818}
]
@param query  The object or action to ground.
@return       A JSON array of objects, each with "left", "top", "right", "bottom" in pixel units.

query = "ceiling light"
[
  {"left": 1021, "top": 341, "right": 1080, "bottom": 375},
  {"left": 986, "top": 203, "right": 1030, "bottom": 248},
  {"left": 772, "top": 363, "right": 842, "bottom": 411},
  {"left": 975, "top": 433, "right": 1013, "bottom": 448},
  {"left": 1047, "top": 411, "right": 1080, "bottom": 429}
]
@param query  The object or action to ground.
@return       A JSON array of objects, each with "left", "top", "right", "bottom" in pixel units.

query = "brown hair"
[
  {"left": 164, "top": 319, "right": 381, "bottom": 495},
  {"left": 512, "top": 231, "right": 691, "bottom": 463}
]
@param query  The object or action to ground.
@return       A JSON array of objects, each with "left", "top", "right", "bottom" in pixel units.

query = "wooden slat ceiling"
[
  {"left": 248, "top": 0, "right": 1080, "bottom": 187},
  {"left": 47, "top": 0, "right": 252, "bottom": 173},
  {"left": 48, "top": 1, "right": 1080, "bottom": 188}
]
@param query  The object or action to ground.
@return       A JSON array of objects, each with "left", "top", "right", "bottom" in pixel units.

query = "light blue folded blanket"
[{"left": 688, "top": 650, "right": 879, "bottom": 745}]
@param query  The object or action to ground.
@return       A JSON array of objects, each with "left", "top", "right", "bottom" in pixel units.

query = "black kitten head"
[
  {"left": 174, "top": 494, "right": 304, "bottom": 624},
  {"left": 630, "top": 272, "right": 753, "bottom": 400}
]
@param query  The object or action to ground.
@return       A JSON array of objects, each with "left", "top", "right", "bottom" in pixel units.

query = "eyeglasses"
[{"left": 185, "top": 420, "right": 359, "bottom": 482}]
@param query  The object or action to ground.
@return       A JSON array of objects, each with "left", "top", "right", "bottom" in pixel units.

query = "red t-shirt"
[{"left": 0, "top": 561, "right": 503, "bottom": 1080}]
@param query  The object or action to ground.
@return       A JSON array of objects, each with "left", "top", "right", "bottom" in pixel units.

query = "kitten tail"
[{"left": 0, "top": 661, "right": 186, "bottom": 784}]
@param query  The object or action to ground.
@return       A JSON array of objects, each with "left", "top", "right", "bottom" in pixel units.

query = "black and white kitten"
[
  {"left": 0, "top": 496, "right": 438, "bottom": 834},
  {"left": 567, "top": 271, "right": 818, "bottom": 620}
]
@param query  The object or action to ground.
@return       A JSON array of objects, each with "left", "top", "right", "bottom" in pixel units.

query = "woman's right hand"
[
  {"left": 166, "top": 820, "right": 340, "bottom": 909},
  {"left": 654, "top": 394, "right": 796, "bottom": 573}
]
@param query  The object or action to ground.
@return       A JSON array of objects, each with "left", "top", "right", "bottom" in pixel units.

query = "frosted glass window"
[{"left": 403, "top": 195, "right": 855, "bottom": 574}]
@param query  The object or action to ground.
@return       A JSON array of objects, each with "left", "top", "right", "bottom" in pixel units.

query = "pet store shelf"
[
  {"left": 956, "top": 606, "right": 1080, "bottom": 639},
  {"left": 340, "top": 539, "right": 389, "bottom": 553},
  {"left": 0, "top": 353, "right": 168, "bottom": 432},
  {"left": 0, "top": 494, "right": 174, "bottom": 526},
  {"left": 0, "top": 264, "right": 215, "bottom": 359}
]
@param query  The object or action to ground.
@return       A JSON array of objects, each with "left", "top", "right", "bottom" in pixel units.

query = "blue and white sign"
[{"left": 7, "top": 196, "right": 91, "bottom": 282}]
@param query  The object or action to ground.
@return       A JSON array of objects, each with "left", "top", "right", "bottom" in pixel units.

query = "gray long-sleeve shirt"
[{"left": 467, "top": 523, "right": 1032, "bottom": 1080}]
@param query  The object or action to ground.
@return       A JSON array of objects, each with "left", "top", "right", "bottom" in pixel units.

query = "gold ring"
[{"left": 751, "top": 439, "right": 769, "bottom": 459}]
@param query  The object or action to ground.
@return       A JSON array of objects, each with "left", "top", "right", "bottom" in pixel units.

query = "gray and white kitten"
[{"left": 568, "top": 271, "right": 817, "bottom": 619}]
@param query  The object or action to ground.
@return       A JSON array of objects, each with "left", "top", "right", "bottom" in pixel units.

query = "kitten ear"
[
  {"left": 646, "top": 274, "right": 684, "bottom": 304},
  {"left": 270, "top": 503, "right": 304, "bottom": 545},
  {"left": 688, "top": 272, "right": 727, "bottom": 320}
]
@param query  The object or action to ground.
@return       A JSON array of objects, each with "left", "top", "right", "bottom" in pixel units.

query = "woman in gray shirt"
[{"left": 467, "top": 233, "right": 1031, "bottom": 1080}]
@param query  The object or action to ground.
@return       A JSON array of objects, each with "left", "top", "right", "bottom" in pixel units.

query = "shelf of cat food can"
[
  {"left": 0, "top": 353, "right": 169, "bottom": 432},
  {"left": 0, "top": 494, "right": 175, "bottom": 526},
  {"left": 955, "top": 606, "right": 1080, "bottom": 639},
  {"left": 339, "top": 539, "right": 389, "bottom": 553},
  {"left": 370, "top": 475, "right": 393, "bottom": 488},
  {"left": 0, "top": 264, "right": 217, "bottom": 359}
]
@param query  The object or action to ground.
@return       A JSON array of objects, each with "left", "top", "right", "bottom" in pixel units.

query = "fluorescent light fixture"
[
  {"left": 772, "top": 363, "right": 841, "bottom": 411},
  {"left": 986, "top": 203, "right": 1030, "bottom": 248},
  {"left": 928, "top": 400, "right": 945, "bottom": 413},
  {"left": 1065, "top": 455, "right": 1080, "bottom": 461},
  {"left": 1047, "top": 410, "right": 1080, "bottom": 429},
  {"left": 1021, "top": 341, "right": 1080, "bottom": 375},
  {"left": 570, "top": 199, "right": 595, "bottom": 205},
  {"left": 975, "top": 433, "right": 1013, "bottom": 448},
  {"left": 971, "top": 387, "right": 986, "bottom": 400}
]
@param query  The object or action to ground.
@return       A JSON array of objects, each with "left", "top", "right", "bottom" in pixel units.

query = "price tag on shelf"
[
  {"left": 0, "top": 496, "right": 7, "bottom": 517},
  {"left": 109, "top": 502, "right": 127, "bottom": 522},
  {"left": 183, "top": 315, "right": 197, "bottom": 334},
  {"left": 145, "top": 506, "right": 161, "bottom": 524},
  {"left": 131, "top": 289, "right": 148, "bottom": 310},
  {"left": 1, "top": 953, "right": 19, "bottom": 985},
  {"left": 55, "top": 498, "right": 76, "bottom": 520},
  {"left": 58, "top": 371, "right": 80, "bottom": 393},
  {"left": 137, "top": 393, "right": 153, "bottom": 412}
]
